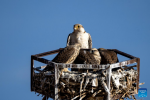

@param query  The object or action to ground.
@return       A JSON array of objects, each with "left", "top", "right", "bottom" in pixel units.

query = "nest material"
[{"left": 32, "top": 66, "right": 138, "bottom": 100}]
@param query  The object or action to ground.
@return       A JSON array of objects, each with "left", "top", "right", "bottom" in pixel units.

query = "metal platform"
[{"left": 31, "top": 48, "right": 140, "bottom": 100}]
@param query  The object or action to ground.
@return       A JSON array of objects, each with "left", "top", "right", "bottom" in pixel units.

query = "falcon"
[
  {"left": 67, "top": 24, "right": 92, "bottom": 49},
  {"left": 43, "top": 43, "right": 81, "bottom": 73},
  {"left": 91, "top": 48, "right": 101, "bottom": 65},
  {"left": 98, "top": 48, "right": 118, "bottom": 64}
]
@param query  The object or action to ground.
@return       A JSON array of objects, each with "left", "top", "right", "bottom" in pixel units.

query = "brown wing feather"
[
  {"left": 73, "top": 49, "right": 98, "bottom": 72},
  {"left": 52, "top": 45, "right": 80, "bottom": 63},
  {"left": 73, "top": 49, "right": 98, "bottom": 64},
  {"left": 44, "top": 44, "right": 80, "bottom": 72},
  {"left": 88, "top": 34, "right": 92, "bottom": 49},
  {"left": 66, "top": 34, "right": 71, "bottom": 47},
  {"left": 100, "top": 50, "right": 112, "bottom": 64},
  {"left": 98, "top": 48, "right": 118, "bottom": 64},
  {"left": 108, "top": 51, "right": 118, "bottom": 63}
]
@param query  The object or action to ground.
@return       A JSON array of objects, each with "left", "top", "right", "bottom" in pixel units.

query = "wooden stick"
[
  {"left": 79, "top": 94, "right": 86, "bottom": 100},
  {"left": 92, "top": 90, "right": 102, "bottom": 97},
  {"left": 71, "top": 92, "right": 86, "bottom": 100}
]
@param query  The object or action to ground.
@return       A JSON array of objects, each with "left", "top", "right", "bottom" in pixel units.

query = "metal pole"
[
  {"left": 31, "top": 56, "right": 34, "bottom": 91},
  {"left": 136, "top": 58, "right": 140, "bottom": 93},
  {"left": 54, "top": 64, "right": 59, "bottom": 100},
  {"left": 106, "top": 65, "right": 112, "bottom": 100}
]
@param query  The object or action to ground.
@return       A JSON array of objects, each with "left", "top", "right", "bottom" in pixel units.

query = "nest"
[{"left": 32, "top": 65, "right": 138, "bottom": 100}]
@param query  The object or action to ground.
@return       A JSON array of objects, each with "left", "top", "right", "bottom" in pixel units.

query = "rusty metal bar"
[
  {"left": 33, "top": 68, "right": 43, "bottom": 72},
  {"left": 136, "top": 58, "right": 140, "bottom": 93},
  {"left": 123, "top": 65, "right": 137, "bottom": 70},
  {"left": 34, "top": 48, "right": 92, "bottom": 57},
  {"left": 34, "top": 48, "right": 136, "bottom": 59},
  {"left": 31, "top": 56, "right": 34, "bottom": 91},
  {"left": 108, "top": 49, "right": 136, "bottom": 59},
  {"left": 33, "top": 48, "right": 64, "bottom": 57},
  {"left": 31, "top": 55, "right": 50, "bottom": 64}
]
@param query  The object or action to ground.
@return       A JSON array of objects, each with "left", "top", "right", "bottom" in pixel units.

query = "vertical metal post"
[
  {"left": 31, "top": 56, "right": 34, "bottom": 91},
  {"left": 136, "top": 58, "right": 140, "bottom": 93},
  {"left": 54, "top": 64, "right": 59, "bottom": 100},
  {"left": 106, "top": 65, "right": 112, "bottom": 100}
]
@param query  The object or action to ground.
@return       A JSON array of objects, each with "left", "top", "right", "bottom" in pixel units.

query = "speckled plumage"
[
  {"left": 52, "top": 44, "right": 80, "bottom": 64},
  {"left": 43, "top": 44, "right": 81, "bottom": 72},
  {"left": 73, "top": 49, "right": 98, "bottom": 64},
  {"left": 91, "top": 48, "right": 101, "bottom": 65},
  {"left": 72, "top": 49, "right": 100, "bottom": 72},
  {"left": 98, "top": 48, "right": 118, "bottom": 64}
]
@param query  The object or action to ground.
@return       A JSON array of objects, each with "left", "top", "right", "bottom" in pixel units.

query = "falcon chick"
[
  {"left": 67, "top": 24, "right": 92, "bottom": 49},
  {"left": 73, "top": 49, "right": 98, "bottom": 65},
  {"left": 98, "top": 48, "right": 118, "bottom": 64},
  {"left": 91, "top": 48, "right": 101, "bottom": 65}
]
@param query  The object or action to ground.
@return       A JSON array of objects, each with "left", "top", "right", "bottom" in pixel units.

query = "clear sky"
[{"left": 0, "top": 0, "right": 150, "bottom": 100}]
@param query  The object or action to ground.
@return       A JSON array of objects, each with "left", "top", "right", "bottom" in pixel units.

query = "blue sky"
[{"left": 0, "top": 0, "right": 150, "bottom": 100}]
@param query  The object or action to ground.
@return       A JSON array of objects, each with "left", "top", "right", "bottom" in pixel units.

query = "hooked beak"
[{"left": 74, "top": 25, "right": 79, "bottom": 30}]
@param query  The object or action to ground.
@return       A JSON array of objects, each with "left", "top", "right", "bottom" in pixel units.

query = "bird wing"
[
  {"left": 74, "top": 50, "right": 98, "bottom": 64},
  {"left": 108, "top": 51, "right": 118, "bottom": 63},
  {"left": 67, "top": 33, "right": 71, "bottom": 46},
  {"left": 73, "top": 50, "right": 98, "bottom": 72},
  {"left": 88, "top": 34, "right": 92, "bottom": 49},
  {"left": 100, "top": 50, "right": 112, "bottom": 64},
  {"left": 52, "top": 45, "right": 80, "bottom": 64}
]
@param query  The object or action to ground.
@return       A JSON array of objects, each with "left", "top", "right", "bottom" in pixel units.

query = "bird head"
[
  {"left": 91, "top": 48, "right": 101, "bottom": 58},
  {"left": 73, "top": 24, "right": 85, "bottom": 33},
  {"left": 99, "top": 48, "right": 106, "bottom": 50}
]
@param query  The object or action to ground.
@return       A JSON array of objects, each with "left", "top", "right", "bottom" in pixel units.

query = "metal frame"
[{"left": 31, "top": 48, "right": 140, "bottom": 100}]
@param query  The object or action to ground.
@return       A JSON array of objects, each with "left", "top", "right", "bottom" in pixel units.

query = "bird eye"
[{"left": 78, "top": 25, "right": 80, "bottom": 28}]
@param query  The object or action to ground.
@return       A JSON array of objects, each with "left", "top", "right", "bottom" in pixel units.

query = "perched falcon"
[
  {"left": 43, "top": 44, "right": 81, "bottom": 72},
  {"left": 67, "top": 24, "right": 92, "bottom": 49},
  {"left": 98, "top": 48, "right": 118, "bottom": 64}
]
